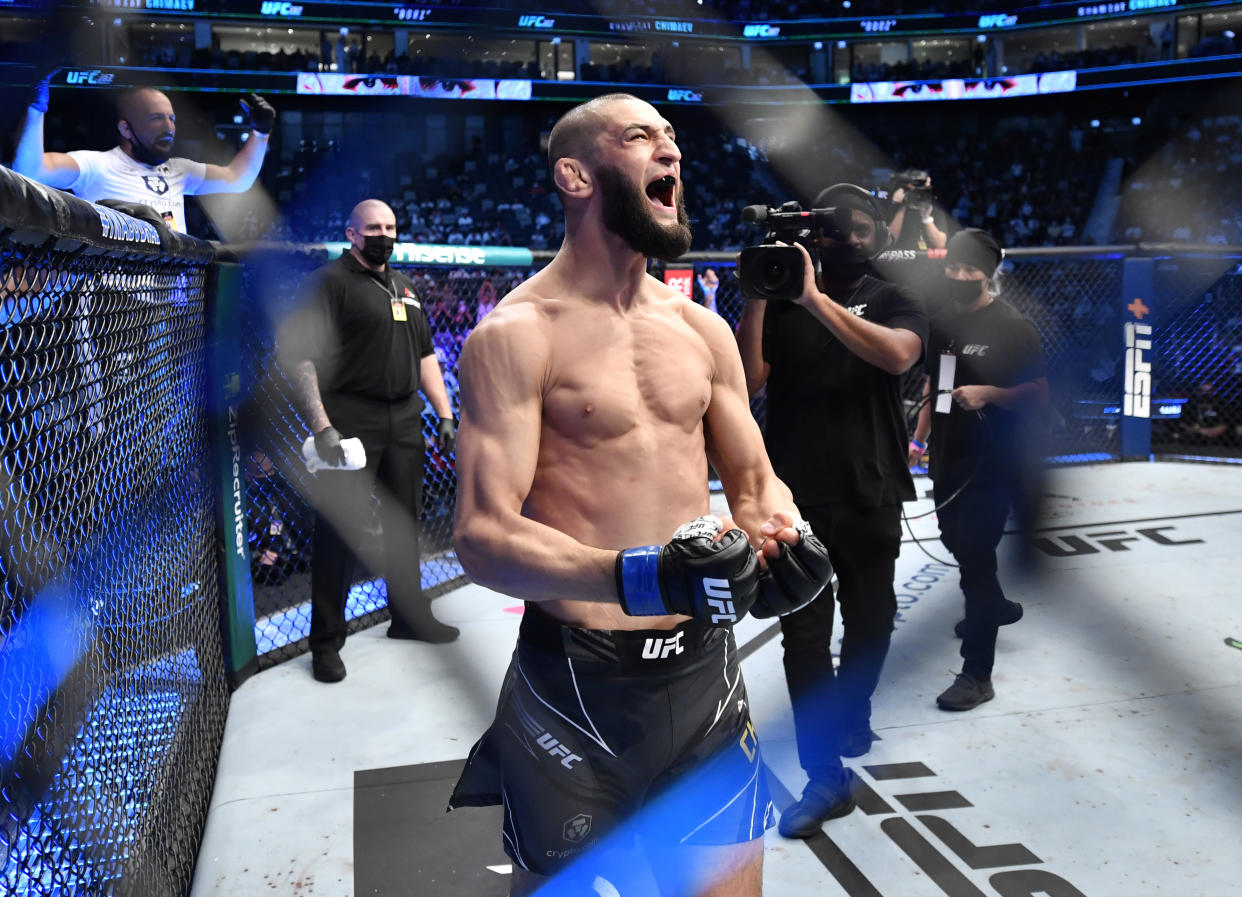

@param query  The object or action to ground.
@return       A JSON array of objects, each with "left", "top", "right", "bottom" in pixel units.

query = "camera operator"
[
  {"left": 736, "top": 184, "right": 927, "bottom": 839},
  {"left": 886, "top": 168, "right": 950, "bottom": 251}
]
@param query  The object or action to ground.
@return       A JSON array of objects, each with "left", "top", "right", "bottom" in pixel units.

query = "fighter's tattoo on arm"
[{"left": 291, "top": 360, "right": 331, "bottom": 433}]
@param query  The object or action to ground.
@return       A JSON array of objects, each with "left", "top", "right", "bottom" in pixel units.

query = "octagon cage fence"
[{"left": 2, "top": 165, "right": 1241, "bottom": 895}]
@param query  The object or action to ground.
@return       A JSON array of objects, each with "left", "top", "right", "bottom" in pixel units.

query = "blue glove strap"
[{"left": 618, "top": 545, "right": 665, "bottom": 615}]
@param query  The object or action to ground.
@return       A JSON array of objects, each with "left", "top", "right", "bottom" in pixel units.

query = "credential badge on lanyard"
[
  {"left": 386, "top": 277, "right": 407, "bottom": 322},
  {"left": 935, "top": 353, "right": 956, "bottom": 414}
]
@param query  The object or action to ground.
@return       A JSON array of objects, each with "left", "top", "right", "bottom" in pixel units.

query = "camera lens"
[
  {"left": 739, "top": 244, "right": 805, "bottom": 301},
  {"left": 761, "top": 260, "right": 790, "bottom": 291}
]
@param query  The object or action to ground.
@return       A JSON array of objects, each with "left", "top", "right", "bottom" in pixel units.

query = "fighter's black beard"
[
  {"left": 596, "top": 165, "right": 692, "bottom": 261},
  {"left": 128, "top": 134, "right": 173, "bottom": 166}
]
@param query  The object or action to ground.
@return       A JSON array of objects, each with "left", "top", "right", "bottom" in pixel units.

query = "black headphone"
[{"left": 813, "top": 183, "right": 894, "bottom": 253}]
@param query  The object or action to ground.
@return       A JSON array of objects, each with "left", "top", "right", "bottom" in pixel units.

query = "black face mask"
[
  {"left": 359, "top": 234, "right": 396, "bottom": 266},
  {"left": 596, "top": 164, "right": 692, "bottom": 262},
  {"left": 126, "top": 128, "right": 173, "bottom": 166},
  {"left": 818, "top": 243, "right": 871, "bottom": 285},
  {"left": 945, "top": 276, "right": 986, "bottom": 307}
]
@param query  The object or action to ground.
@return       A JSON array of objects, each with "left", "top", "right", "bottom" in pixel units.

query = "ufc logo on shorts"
[
  {"left": 641, "top": 630, "right": 686, "bottom": 660},
  {"left": 536, "top": 733, "right": 583, "bottom": 770},
  {"left": 704, "top": 578, "right": 737, "bottom": 624}
]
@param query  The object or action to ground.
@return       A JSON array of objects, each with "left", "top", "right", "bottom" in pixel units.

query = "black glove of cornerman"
[
  {"left": 313, "top": 426, "right": 346, "bottom": 467},
  {"left": 616, "top": 516, "right": 760, "bottom": 625},
  {"left": 239, "top": 93, "right": 277, "bottom": 135},
  {"left": 750, "top": 517, "right": 834, "bottom": 619},
  {"left": 94, "top": 199, "right": 174, "bottom": 248},
  {"left": 29, "top": 67, "right": 58, "bottom": 114},
  {"left": 436, "top": 417, "right": 457, "bottom": 455}
]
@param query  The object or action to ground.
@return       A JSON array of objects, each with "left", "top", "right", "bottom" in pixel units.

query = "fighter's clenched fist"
[{"left": 616, "top": 515, "right": 760, "bottom": 624}]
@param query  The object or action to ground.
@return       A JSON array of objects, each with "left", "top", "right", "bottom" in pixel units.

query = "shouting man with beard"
[
  {"left": 448, "top": 94, "right": 833, "bottom": 897},
  {"left": 11, "top": 86, "right": 273, "bottom": 234}
]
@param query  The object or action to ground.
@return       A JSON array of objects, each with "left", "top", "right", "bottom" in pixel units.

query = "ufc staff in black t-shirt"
[
  {"left": 909, "top": 228, "right": 1048, "bottom": 712},
  {"left": 279, "top": 199, "right": 459, "bottom": 684},
  {"left": 737, "top": 184, "right": 927, "bottom": 838}
]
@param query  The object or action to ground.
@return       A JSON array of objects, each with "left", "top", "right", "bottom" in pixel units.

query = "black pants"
[
  {"left": 935, "top": 479, "right": 1012, "bottom": 681},
  {"left": 308, "top": 400, "right": 426, "bottom": 655},
  {"left": 778, "top": 502, "right": 901, "bottom": 784}
]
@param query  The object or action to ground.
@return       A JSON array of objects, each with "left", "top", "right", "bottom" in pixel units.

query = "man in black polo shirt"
[
  {"left": 909, "top": 228, "right": 1048, "bottom": 711},
  {"left": 737, "top": 183, "right": 927, "bottom": 838},
  {"left": 280, "top": 198, "right": 459, "bottom": 683}
]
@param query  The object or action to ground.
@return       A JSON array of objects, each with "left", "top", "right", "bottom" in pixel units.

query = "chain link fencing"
[
  {"left": 980, "top": 250, "right": 1130, "bottom": 462},
  {"left": 1150, "top": 252, "right": 1242, "bottom": 458},
  {"left": 1, "top": 171, "right": 227, "bottom": 896},
  {"left": 687, "top": 250, "right": 1131, "bottom": 463},
  {"left": 233, "top": 245, "right": 1241, "bottom": 673}
]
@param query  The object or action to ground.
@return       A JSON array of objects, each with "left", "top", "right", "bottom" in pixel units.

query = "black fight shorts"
[{"left": 447, "top": 604, "right": 774, "bottom": 875}]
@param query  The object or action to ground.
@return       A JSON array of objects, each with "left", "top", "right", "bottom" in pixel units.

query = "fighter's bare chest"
[{"left": 541, "top": 319, "right": 713, "bottom": 438}]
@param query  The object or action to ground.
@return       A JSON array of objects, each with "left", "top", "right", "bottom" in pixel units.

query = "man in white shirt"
[{"left": 11, "top": 85, "right": 274, "bottom": 234}]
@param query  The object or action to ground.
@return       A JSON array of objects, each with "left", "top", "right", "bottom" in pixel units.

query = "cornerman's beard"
[
  {"left": 596, "top": 165, "right": 692, "bottom": 261},
  {"left": 128, "top": 132, "right": 173, "bottom": 166}
]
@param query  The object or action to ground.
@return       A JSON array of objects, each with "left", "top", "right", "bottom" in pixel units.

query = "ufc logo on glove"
[
  {"left": 615, "top": 514, "right": 833, "bottom": 623},
  {"left": 704, "top": 579, "right": 737, "bottom": 624}
]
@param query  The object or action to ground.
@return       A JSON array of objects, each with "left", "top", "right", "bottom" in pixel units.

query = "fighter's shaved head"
[{"left": 546, "top": 93, "right": 640, "bottom": 175}]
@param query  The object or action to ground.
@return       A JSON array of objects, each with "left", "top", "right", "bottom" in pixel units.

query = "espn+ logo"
[{"left": 1124, "top": 321, "right": 1153, "bottom": 418}]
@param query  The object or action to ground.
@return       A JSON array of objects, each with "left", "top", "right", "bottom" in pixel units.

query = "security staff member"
[
  {"left": 280, "top": 199, "right": 458, "bottom": 683},
  {"left": 737, "top": 184, "right": 927, "bottom": 838},
  {"left": 909, "top": 228, "right": 1048, "bottom": 711}
]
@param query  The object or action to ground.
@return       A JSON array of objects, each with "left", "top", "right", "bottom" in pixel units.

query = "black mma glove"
[
  {"left": 616, "top": 516, "right": 760, "bottom": 625},
  {"left": 751, "top": 517, "right": 833, "bottom": 619},
  {"left": 313, "top": 426, "right": 346, "bottom": 467},
  {"left": 239, "top": 93, "right": 277, "bottom": 135},
  {"left": 94, "top": 199, "right": 174, "bottom": 248},
  {"left": 29, "top": 69, "right": 57, "bottom": 114},
  {"left": 436, "top": 416, "right": 457, "bottom": 455}
]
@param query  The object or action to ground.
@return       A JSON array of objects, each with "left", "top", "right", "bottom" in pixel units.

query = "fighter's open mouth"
[{"left": 646, "top": 175, "right": 676, "bottom": 208}]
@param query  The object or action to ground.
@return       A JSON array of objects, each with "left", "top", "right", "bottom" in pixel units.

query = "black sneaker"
[
  {"left": 954, "top": 600, "right": 1023, "bottom": 639},
  {"left": 839, "top": 727, "right": 878, "bottom": 758},
  {"left": 936, "top": 672, "right": 994, "bottom": 711},
  {"left": 387, "top": 617, "right": 460, "bottom": 644},
  {"left": 778, "top": 771, "right": 856, "bottom": 839},
  {"left": 311, "top": 650, "right": 346, "bottom": 683}
]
